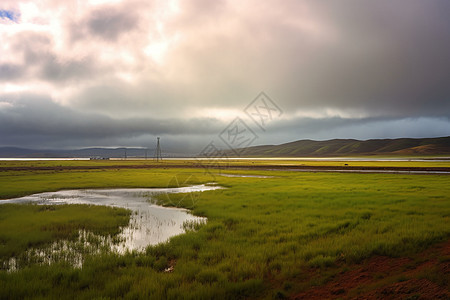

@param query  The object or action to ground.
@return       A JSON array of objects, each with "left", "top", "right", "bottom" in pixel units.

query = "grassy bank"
[
  {"left": 0, "top": 204, "right": 130, "bottom": 262},
  {"left": 0, "top": 164, "right": 449, "bottom": 299}
]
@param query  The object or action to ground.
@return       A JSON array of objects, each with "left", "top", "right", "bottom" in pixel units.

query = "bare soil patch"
[{"left": 292, "top": 240, "right": 450, "bottom": 299}]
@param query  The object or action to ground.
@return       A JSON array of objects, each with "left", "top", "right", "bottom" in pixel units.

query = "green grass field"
[
  {"left": 0, "top": 161, "right": 449, "bottom": 299},
  {"left": 1, "top": 157, "right": 450, "bottom": 169}
]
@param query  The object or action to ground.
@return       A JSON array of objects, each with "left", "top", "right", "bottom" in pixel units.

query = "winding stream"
[
  {"left": 2, "top": 184, "right": 222, "bottom": 251},
  {"left": 1, "top": 184, "right": 222, "bottom": 270}
]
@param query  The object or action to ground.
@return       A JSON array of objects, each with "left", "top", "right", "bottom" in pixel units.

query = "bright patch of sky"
[{"left": 0, "top": 9, "right": 19, "bottom": 22}]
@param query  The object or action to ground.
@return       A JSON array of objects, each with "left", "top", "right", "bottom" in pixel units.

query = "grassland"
[
  {"left": 0, "top": 160, "right": 449, "bottom": 299},
  {"left": 1, "top": 157, "right": 450, "bottom": 169}
]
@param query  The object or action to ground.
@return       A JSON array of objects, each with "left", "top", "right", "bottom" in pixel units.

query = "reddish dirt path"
[{"left": 292, "top": 240, "right": 450, "bottom": 300}]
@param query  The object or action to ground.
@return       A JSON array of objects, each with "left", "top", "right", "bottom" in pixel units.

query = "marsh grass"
[
  {"left": 0, "top": 165, "right": 449, "bottom": 299},
  {"left": 0, "top": 204, "right": 130, "bottom": 270}
]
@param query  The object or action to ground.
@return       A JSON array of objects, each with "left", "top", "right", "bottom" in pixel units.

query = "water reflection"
[{"left": 1, "top": 185, "right": 221, "bottom": 270}]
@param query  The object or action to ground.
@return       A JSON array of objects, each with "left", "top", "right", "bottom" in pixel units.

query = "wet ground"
[{"left": 1, "top": 185, "right": 222, "bottom": 252}]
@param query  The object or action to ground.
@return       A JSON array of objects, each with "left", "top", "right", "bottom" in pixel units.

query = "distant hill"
[
  {"left": 1, "top": 136, "right": 450, "bottom": 158},
  {"left": 0, "top": 147, "right": 155, "bottom": 158},
  {"left": 227, "top": 136, "right": 450, "bottom": 157}
]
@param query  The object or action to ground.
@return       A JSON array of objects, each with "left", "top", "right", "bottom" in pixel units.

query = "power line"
[{"left": 154, "top": 137, "right": 162, "bottom": 162}]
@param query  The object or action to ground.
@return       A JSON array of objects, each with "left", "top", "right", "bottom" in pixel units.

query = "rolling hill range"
[
  {"left": 1, "top": 136, "right": 450, "bottom": 158},
  {"left": 0, "top": 147, "right": 158, "bottom": 158},
  {"left": 229, "top": 136, "right": 450, "bottom": 157}
]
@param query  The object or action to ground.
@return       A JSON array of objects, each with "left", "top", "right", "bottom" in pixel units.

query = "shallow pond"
[{"left": 2, "top": 184, "right": 222, "bottom": 253}]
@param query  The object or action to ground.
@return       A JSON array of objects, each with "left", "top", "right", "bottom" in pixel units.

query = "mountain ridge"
[
  {"left": 0, "top": 147, "right": 155, "bottom": 158},
  {"left": 1, "top": 136, "right": 450, "bottom": 158},
  {"left": 228, "top": 136, "right": 450, "bottom": 157}
]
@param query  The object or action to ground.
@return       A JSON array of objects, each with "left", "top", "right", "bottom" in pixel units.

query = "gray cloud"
[
  {"left": 1, "top": 92, "right": 448, "bottom": 152},
  {"left": 0, "top": 0, "right": 449, "bottom": 150},
  {"left": 87, "top": 6, "right": 139, "bottom": 41},
  {"left": 267, "top": 1, "right": 450, "bottom": 117},
  {"left": 1, "top": 31, "right": 101, "bottom": 84},
  {"left": 0, "top": 94, "right": 224, "bottom": 149},
  {"left": 135, "top": 0, "right": 450, "bottom": 119},
  {"left": 40, "top": 55, "right": 100, "bottom": 83},
  {"left": 0, "top": 63, "right": 24, "bottom": 80}
]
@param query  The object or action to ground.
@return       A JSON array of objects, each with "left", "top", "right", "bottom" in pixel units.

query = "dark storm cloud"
[
  {"left": 275, "top": 0, "right": 450, "bottom": 117},
  {"left": 250, "top": 1, "right": 450, "bottom": 118},
  {"left": 0, "top": 94, "right": 223, "bottom": 148},
  {"left": 149, "top": 0, "right": 450, "bottom": 119}
]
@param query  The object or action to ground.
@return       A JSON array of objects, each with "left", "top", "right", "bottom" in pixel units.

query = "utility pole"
[
  {"left": 124, "top": 148, "right": 127, "bottom": 160},
  {"left": 154, "top": 137, "right": 162, "bottom": 162},
  {"left": 145, "top": 148, "right": 148, "bottom": 160}
]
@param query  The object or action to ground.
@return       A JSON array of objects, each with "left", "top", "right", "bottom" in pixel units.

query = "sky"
[{"left": 0, "top": 0, "right": 449, "bottom": 153}]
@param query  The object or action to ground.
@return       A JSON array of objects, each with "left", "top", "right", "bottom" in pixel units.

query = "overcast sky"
[{"left": 1, "top": 0, "right": 449, "bottom": 152}]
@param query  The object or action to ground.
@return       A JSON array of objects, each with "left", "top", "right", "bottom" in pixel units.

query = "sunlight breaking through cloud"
[{"left": 0, "top": 0, "right": 449, "bottom": 150}]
